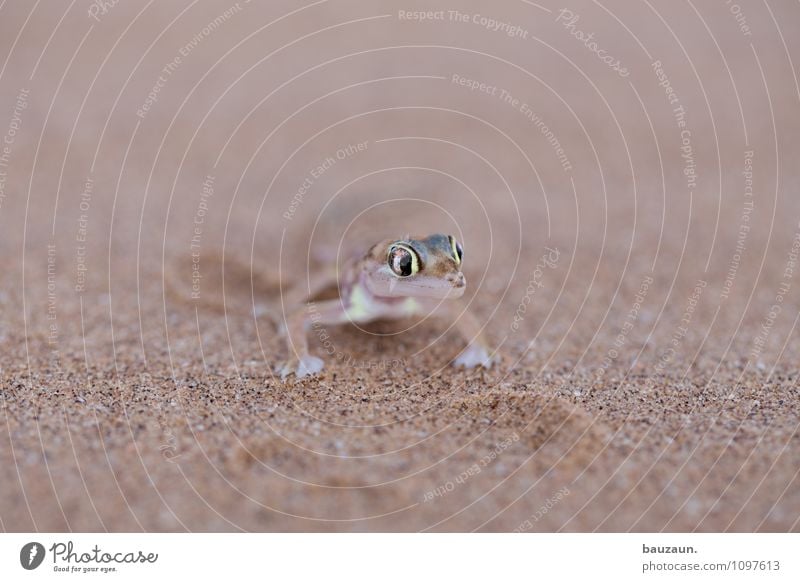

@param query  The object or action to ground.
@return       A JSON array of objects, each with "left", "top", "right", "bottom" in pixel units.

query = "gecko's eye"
[
  {"left": 388, "top": 244, "right": 419, "bottom": 277},
  {"left": 449, "top": 236, "right": 463, "bottom": 266}
]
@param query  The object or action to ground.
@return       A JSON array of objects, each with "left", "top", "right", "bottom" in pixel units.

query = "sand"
[{"left": 0, "top": 0, "right": 799, "bottom": 531}]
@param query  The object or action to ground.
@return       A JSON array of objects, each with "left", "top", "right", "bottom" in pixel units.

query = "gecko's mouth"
[{"left": 368, "top": 272, "right": 466, "bottom": 299}]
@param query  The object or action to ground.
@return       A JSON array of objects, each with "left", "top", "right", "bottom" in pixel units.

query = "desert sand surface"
[{"left": 0, "top": 0, "right": 799, "bottom": 531}]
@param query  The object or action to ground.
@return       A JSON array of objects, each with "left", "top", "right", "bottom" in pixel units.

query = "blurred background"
[{"left": 0, "top": 0, "right": 798, "bottom": 532}]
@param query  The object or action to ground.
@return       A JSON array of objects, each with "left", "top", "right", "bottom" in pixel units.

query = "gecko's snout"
[{"left": 447, "top": 272, "right": 466, "bottom": 288}]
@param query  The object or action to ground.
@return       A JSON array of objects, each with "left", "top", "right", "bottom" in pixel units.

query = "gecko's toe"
[
  {"left": 296, "top": 355, "right": 325, "bottom": 378},
  {"left": 454, "top": 344, "right": 495, "bottom": 369},
  {"left": 280, "top": 355, "right": 325, "bottom": 381},
  {"left": 279, "top": 362, "right": 295, "bottom": 381}
]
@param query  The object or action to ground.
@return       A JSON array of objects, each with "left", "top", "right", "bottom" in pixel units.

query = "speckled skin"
[{"left": 279, "top": 234, "right": 495, "bottom": 380}]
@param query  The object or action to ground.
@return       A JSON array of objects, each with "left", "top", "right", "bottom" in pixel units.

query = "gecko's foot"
[
  {"left": 279, "top": 355, "right": 325, "bottom": 381},
  {"left": 454, "top": 344, "right": 496, "bottom": 369}
]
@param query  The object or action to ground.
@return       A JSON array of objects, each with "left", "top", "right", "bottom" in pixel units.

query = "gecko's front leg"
[
  {"left": 445, "top": 303, "right": 497, "bottom": 369},
  {"left": 279, "top": 299, "right": 347, "bottom": 380}
]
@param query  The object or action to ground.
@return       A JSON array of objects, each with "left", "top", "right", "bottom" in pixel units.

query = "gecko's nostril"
[{"left": 448, "top": 273, "right": 466, "bottom": 288}]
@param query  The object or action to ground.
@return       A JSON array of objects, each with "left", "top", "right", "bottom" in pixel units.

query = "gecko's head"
[{"left": 365, "top": 234, "right": 466, "bottom": 299}]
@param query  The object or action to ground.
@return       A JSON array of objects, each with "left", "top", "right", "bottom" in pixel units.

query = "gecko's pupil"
[
  {"left": 390, "top": 247, "right": 413, "bottom": 276},
  {"left": 455, "top": 241, "right": 463, "bottom": 262}
]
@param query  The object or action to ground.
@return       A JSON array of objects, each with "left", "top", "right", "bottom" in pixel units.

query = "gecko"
[{"left": 278, "top": 233, "right": 496, "bottom": 379}]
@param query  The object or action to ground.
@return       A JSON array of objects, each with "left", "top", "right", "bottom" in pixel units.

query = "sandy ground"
[{"left": 1, "top": 0, "right": 799, "bottom": 531}]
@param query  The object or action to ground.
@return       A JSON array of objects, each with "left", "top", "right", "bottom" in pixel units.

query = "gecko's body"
[{"left": 279, "top": 233, "right": 495, "bottom": 379}]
